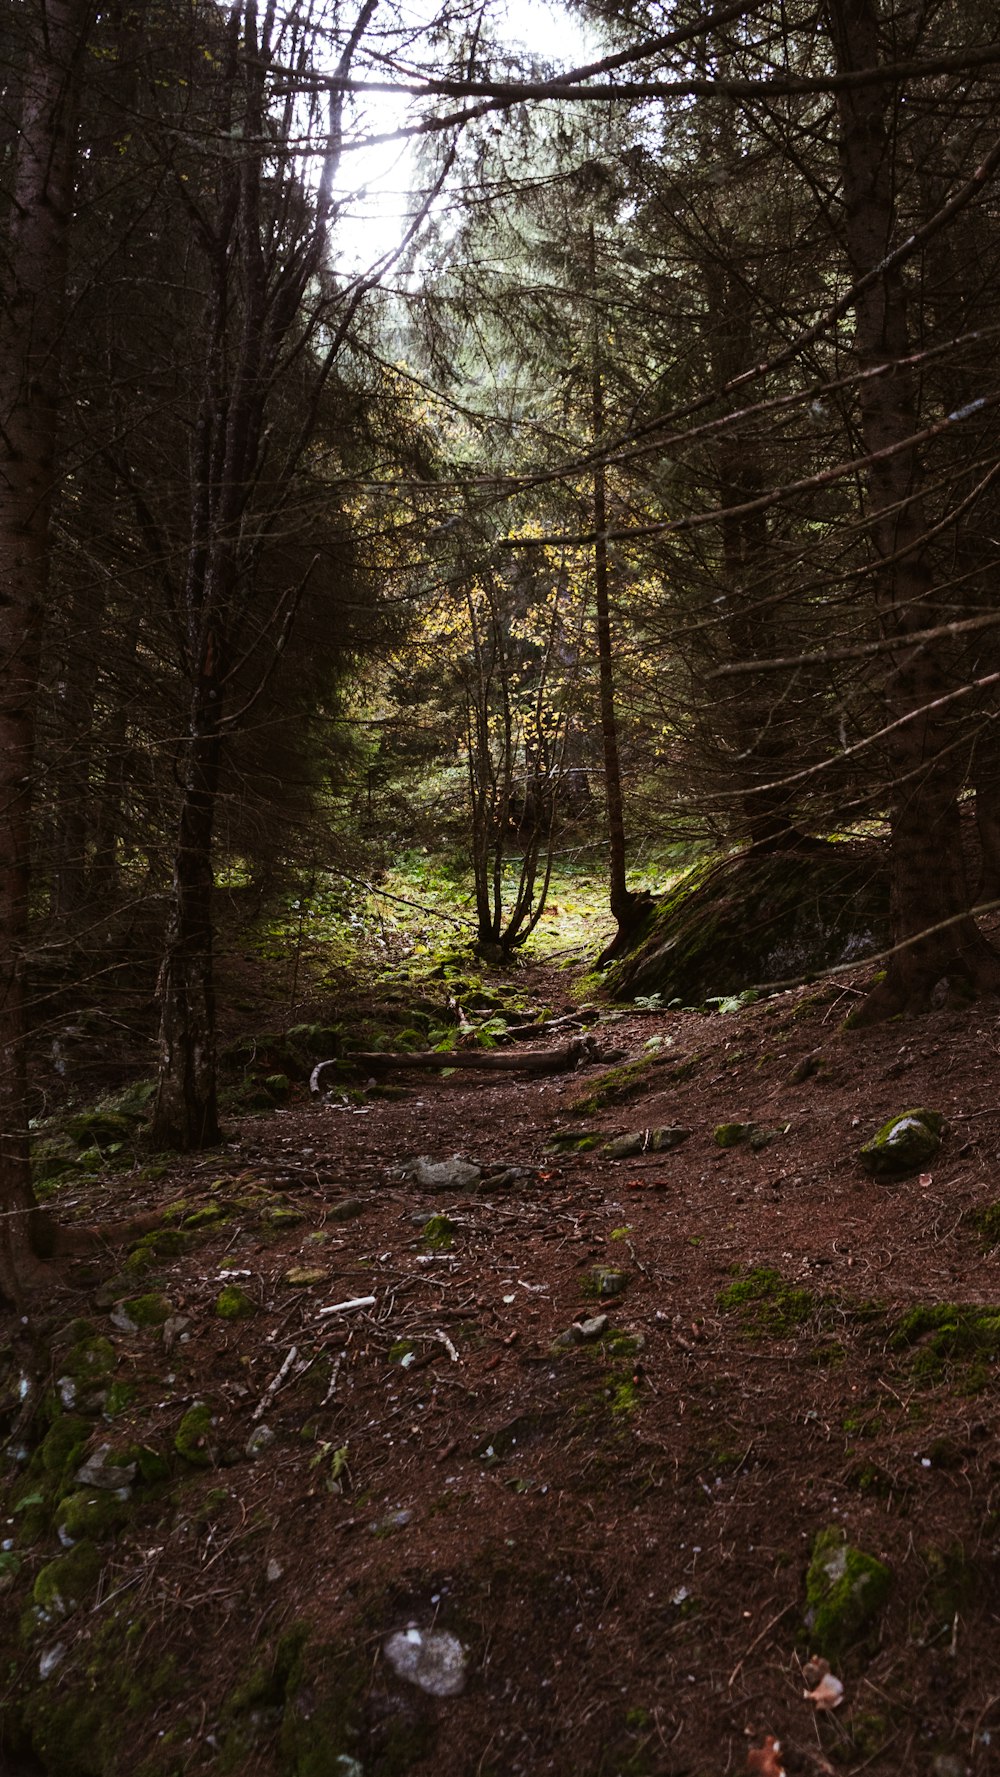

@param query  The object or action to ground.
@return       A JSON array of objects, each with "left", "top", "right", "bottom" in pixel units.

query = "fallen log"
[{"left": 310, "top": 1033, "right": 605, "bottom": 1094}]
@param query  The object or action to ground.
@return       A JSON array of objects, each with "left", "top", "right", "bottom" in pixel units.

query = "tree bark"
[
  {"left": 827, "top": 0, "right": 1000, "bottom": 1020},
  {"left": 0, "top": 0, "right": 92, "bottom": 1304}
]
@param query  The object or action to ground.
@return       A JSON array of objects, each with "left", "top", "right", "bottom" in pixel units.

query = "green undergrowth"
[{"left": 720, "top": 1268, "right": 1000, "bottom": 1392}]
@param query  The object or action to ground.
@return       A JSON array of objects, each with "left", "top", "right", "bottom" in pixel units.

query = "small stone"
[
  {"left": 383, "top": 1626, "right": 468, "bottom": 1696},
  {"left": 265, "top": 1557, "right": 283, "bottom": 1583},
  {"left": 284, "top": 1267, "right": 328, "bottom": 1286},
  {"left": 931, "top": 1756, "right": 967, "bottom": 1777},
  {"left": 371, "top": 1508, "right": 413, "bottom": 1534},
  {"left": 328, "top": 1196, "right": 365, "bottom": 1222},
  {"left": 573, "top": 1314, "right": 609, "bottom": 1341},
  {"left": 604, "top": 1128, "right": 690, "bottom": 1159},
  {"left": 246, "top": 1424, "right": 276, "bottom": 1459},
  {"left": 590, "top": 1267, "right": 628, "bottom": 1299},
  {"left": 39, "top": 1643, "right": 66, "bottom": 1680},
  {"left": 405, "top": 1155, "right": 482, "bottom": 1191}
]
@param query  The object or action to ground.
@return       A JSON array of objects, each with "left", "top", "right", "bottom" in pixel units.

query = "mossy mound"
[
  {"left": 804, "top": 1527, "right": 891, "bottom": 1657},
  {"left": 602, "top": 842, "right": 888, "bottom": 1003},
  {"left": 717, "top": 1267, "right": 815, "bottom": 1336},
  {"left": 860, "top": 1109, "right": 944, "bottom": 1176}
]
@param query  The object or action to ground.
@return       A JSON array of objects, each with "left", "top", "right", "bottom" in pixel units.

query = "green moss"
[
  {"left": 122, "top": 1292, "right": 172, "bottom": 1327},
  {"left": 181, "top": 1202, "right": 229, "bottom": 1229},
  {"left": 124, "top": 1228, "right": 192, "bottom": 1273},
  {"left": 259, "top": 1204, "right": 306, "bottom": 1229},
  {"left": 56, "top": 1488, "right": 132, "bottom": 1543},
  {"left": 859, "top": 1108, "right": 944, "bottom": 1176},
  {"left": 891, "top": 1302, "right": 1000, "bottom": 1378},
  {"left": 421, "top": 1213, "right": 456, "bottom": 1252},
  {"left": 804, "top": 1528, "right": 891, "bottom": 1657},
  {"left": 62, "top": 1334, "right": 117, "bottom": 1382},
  {"left": 216, "top": 1284, "right": 256, "bottom": 1319},
  {"left": 546, "top": 1128, "right": 603, "bottom": 1151},
  {"left": 602, "top": 844, "right": 888, "bottom": 1005},
  {"left": 582, "top": 1267, "right": 629, "bottom": 1300},
  {"left": 967, "top": 1201, "right": 1000, "bottom": 1250},
  {"left": 608, "top": 1378, "right": 641, "bottom": 1414},
  {"left": 104, "top": 1380, "right": 137, "bottom": 1416},
  {"left": 717, "top": 1267, "right": 814, "bottom": 1335},
  {"left": 40, "top": 1414, "right": 92, "bottom": 1482},
  {"left": 65, "top": 1109, "right": 135, "bottom": 1149},
  {"left": 568, "top": 1054, "right": 672, "bottom": 1115},
  {"left": 174, "top": 1403, "right": 218, "bottom": 1467},
  {"left": 713, "top": 1122, "right": 754, "bottom": 1149},
  {"left": 32, "top": 1541, "right": 103, "bottom": 1617}
]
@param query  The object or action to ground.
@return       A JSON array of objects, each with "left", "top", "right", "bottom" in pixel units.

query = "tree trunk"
[
  {"left": 827, "top": 0, "right": 1000, "bottom": 1020},
  {"left": 150, "top": 687, "right": 223, "bottom": 1150},
  {"left": 0, "top": 0, "right": 91, "bottom": 1304},
  {"left": 589, "top": 225, "right": 647, "bottom": 954}
]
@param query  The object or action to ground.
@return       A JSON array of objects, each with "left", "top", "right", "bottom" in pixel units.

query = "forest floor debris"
[{"left": 4, "top": 960, "right": 1000, "bottom": 1774}]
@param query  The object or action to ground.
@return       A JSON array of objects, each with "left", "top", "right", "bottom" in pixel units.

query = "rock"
[
  {"left": 713, "top": 1122, "right": 755, "bottom": 1148},
  {"left": 38, "top": 1644, "right": 66, "bottom": 1680},
  {"left": 371, "top": 1508, "right": 413, "bottom": 1534},
  {"left": 930, "top": 1757, "right": 966, "bottom": 1777},
  {"left": 174, "top": 1403, "right": 218, "bottom": 1467},
  {"left": 284, "top": 1267, "right": 328, "bottom": 1286},
  {"left": 604, "top": 1127, "right": 691, "bottom": 1159},
  {"left": 404, "top": 1155, "right": 482, "bottom": 1191},
  {"left": 246, "top": 1424, "right": 276, "bottom": 1459},
  {"left": 32, "top": 1543, "right": 102, "bottom": 1616},
  {"left": 859, "top": 1108, "right": 944, "bottom": 1176},
  {"left": 265, "top": 1558, "right": 283, "bottom": 1583},
  {"left": 574, "top": 1314, "right": 609, "bottom": 1340},
  {"left": 216, "top": 1285, "right": 256, "bottom": 1319},
  {"left": 588, "top": 1267, "right": 628, "bottom": 1299},
  {"left": 328, "top": 1196, "right": 365, "bottom": 1222},
  {"left": 804, "top": 1527, "right": 892, "bottom": 1656},
  {"left": 546, "top": 1129, "right": 602, "bottom": 1153},
  {"left": 383, "top": 1627, "right": 468, "bottom": 1696},
  {"left": 73, "top": 1445, "right": 136, "bottom": 1491}
]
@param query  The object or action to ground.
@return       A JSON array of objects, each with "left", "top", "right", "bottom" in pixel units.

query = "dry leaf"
[
  {"left": 804, "top": 1671, "right": 844, "bottom": 1710},
  {"left": 919, "top": 1172, "right": 933, "bottom": 1187},
  {"left": 747, "top": 1734, "right": 786, "bottom": 1776}
]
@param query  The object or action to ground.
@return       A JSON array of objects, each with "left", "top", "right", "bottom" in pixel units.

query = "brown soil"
[{"left": 5, "top": 963, "right": 1000, "bottom": 1777}]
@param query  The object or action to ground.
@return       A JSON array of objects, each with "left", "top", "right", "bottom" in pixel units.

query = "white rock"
[{"left": 383, "top": 1627, "right": 468, "bottom": 1696}]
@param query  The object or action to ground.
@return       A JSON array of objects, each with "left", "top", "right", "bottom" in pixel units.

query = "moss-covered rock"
[
  {"left": 56, "top": 1488, "right": 132, "bottom": 1543},
  {"left": 32, "top": 1541, "right": 103, "bottom": 1617},
  {"left": 123, "top": 1228, "right": 192, "bottom": 1274},
  {"left": 584, "top": 1267, "right": 629, "bottom": 1300},
  {"left": 120, "top": 1292, "right": 173, "bottom": 1328},
  {"left": 603, "top": 842, "right": 889, "bottom": 1004},
  {"left": 713, "top": 1122, "right": 755, "bottom": 1149},
  {"left": 40, "top": 1414, "right": 92, "bottom": 1483},
  {"left": 804, "top": 1528, "right": 891, "bottom": 1657},
  {"left": 859, "top": 1108, "right": 944, "bottom": 1176},
  {"left": 60, "top": 1334, "right": 117, "bottom": 1385},
  {"left": 421, "top": 1214, "right": 456, "bottom": 1252},
  {"left": 216, "top": 1285, "right": 256, "bottom": 1320},
  {"left": 174, "top": 1403, "right": 218, "bottom": 1467}
]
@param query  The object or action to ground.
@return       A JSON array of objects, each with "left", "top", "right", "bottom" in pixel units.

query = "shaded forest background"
[{"left": 4, "top": 0, "right": 1000, "bottom": 1303}]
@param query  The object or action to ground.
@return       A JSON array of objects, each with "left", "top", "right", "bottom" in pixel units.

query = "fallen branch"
[{"left": 311, "top": 1033, "right": 603, "bottom": 1092}]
